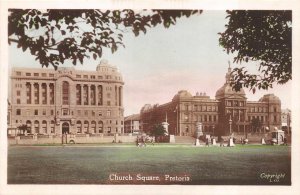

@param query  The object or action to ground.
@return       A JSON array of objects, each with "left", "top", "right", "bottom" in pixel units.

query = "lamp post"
[
  {"left": 229, "top": 115, "right": 232, "bottom": 135},
  {"left": 212, "top": 125, "right": 215, "bottom": 136}
]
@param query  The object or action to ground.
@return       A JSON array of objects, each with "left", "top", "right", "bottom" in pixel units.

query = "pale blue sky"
[{"left": 9, "top": 10, "right": 292, "bottom": 115}]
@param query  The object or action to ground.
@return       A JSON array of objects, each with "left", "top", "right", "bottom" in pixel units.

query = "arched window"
[
  {"left": 41, "top": 83, "right": 47, "bottom": 104},
  {"left": 76, "top": 121, "right": 82, "bottom": 133},
  {"left": 49, "top": 83, "right": 55, "bottom": 104},
  {"left": 76, "top": 84, "right": 81, "bottom": 105},
  {"left": 50, "top": 120, "right": 55, "bottom": 134},
  {"left": 83, "top": 85, "right": 88, "bottom": 105},
  {"left": 62, "top": 81, "right": 70, "bottom": 105},
  {"left": 98, "top": 85, "right": 103, "bottom": 106},
  {"left": 26, "top": 83, "right": 31, "bottom": 104},
  {"left": 90, "top": 85, "right": 96, "bottom": 105},
  {"left": 34, "top": 120, "right": 40, "bottom": 134},
  {"left": 42, "top": 120, "right": 47, "bottom": 134},
  {"left": 34, "top": 83, "right": 39, "bottom": 104},
  {"left": 26, "top": 120, "right": 32, "bottom": 133},
  {"left": 91, "top": 121, "right": 96, "bottom": 133},
  {"left": 84, "top": 120, "right": 89, "bottom": 133},
  {"left": 98, "top": 121, "right": 103, "bottom": 133}
]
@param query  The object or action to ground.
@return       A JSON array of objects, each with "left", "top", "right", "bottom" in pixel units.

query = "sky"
[{"left": 9, "top": 10, "right": 292, "bottom": 116}]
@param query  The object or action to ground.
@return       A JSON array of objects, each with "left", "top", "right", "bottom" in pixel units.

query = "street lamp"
[
  {"left": 212, "top": 125, "right": 215, "bottom": 136},
  {"left": 229, "top": 115, "right": 232, "bottom": 135}
]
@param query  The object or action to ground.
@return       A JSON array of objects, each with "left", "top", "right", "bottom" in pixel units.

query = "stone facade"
[
  {"left": 8, "top": 60, "right": 124, "bottom": 135},
  {"left": 140, "top": 65, "right": 282, "bottom": 136}
]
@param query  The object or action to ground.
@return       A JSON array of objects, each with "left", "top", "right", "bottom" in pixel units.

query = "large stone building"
[
  {"left": 8, "top": 60, "right": 124, "bottom": 135},
  {"left": 140, "top": 65, "right": 282, "bottom": 136}
]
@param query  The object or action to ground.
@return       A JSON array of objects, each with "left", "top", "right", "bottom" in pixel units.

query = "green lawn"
[{"left": 7, "top": 144, "right": 291, "bottom": 185}]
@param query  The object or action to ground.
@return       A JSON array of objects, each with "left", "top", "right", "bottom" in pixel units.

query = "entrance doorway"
[{"left": 62, "top": 122, "right": 70, "bottom": 134}]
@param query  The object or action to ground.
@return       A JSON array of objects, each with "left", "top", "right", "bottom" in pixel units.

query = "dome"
[
  {"left": 172, "top": 90, "right": 192, "bottom": 101},
  {"left": 96, "top": 59, "right": 121, "bottom": 77},
  {"left": 215, "top": 84, "right": 245, "bottom": 99},
  {"left": 215, "top": 63, "right": 245, "bottom": 99},
  {"left": 259, "top": 94, "right": 281, "bottom": 103}
]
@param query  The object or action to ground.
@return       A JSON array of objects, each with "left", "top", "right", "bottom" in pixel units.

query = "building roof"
[
  {"left": 125, "top": 114, "right": 140, "bottom": 121},
  {"left": 259, "top": 94, "right": 281, "bottom": 103},
  {"left": 215, "top": 65, "right": 245, "bottom": 99}
]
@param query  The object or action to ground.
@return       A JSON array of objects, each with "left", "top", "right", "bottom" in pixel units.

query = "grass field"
[{"left": 7, "top": 144, "right": 291, "bottom": 185}]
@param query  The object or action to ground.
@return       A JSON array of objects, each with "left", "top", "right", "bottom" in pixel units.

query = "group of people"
[{"left": 136, "top": 136, "right": 155, "bottom": 147}]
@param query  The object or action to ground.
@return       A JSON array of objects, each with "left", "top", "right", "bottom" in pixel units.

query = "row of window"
[
  {"left": 23, "top": 120, "right": 123, "bottom": 134},
  {"left": 15, "top": 108, "right": 123, "bottom": 117},
  {"left": 15, "top": 71, "right": 121, "bottom": 81},
  {"left": 183, "top": 114, "right": 218, "bottom": 122},
  {"left": 226, "top": 100, "right": 245, "bottom": 107},
  {"left": 248, "top": 115, "right": 279, "bottom": 123},
  {"left": 185, "top": 105, "right": 218, "bottom": 112},
  {"left": 248, "top": 106, "right": 278, "bottom": 113}
]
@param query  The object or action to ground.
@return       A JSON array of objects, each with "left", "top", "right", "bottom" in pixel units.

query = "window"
[
  {"left": 227, "top": 101, "right": 232, "bottom": 106},
  {"left": 62, "top": 81, "right": 69, "bottom": 105},
  {"left": 107, "top": 110, "right": 111, "bottom": 117},
  {"left": 85, "top": 110, "right": 88, "bottom": 116},
  {"left": 34, "top": 110, "right": 38, "bottom": 115},
  {"left": 26, "top": 73, "right": 31, "bottom": 76},
  {"left": 17, "top": 99, "right": 21, "bottom": 104},
  {"left": 99, "top": 111, "right": 102, "bottom": 116},
  {"left": 43, "top": 110, "right": 46, "bottom": 115},
  {"left": 92, "top": 111, "right": 95, "bottom": 117},
  {"left": 16, "top": 71, "right": 21, "bottom": 76},
  {"left": 185, "top": 105, "right": 189, "bottom": 111},
  {"left": 17, "top": 90, "right": 21, "bottom": 96},
  {"left": 62, "top": 109, "right": 69, "bottom": 116},
  {"left": 49, "top": 73, "right": 54, "bottom": 77},
  {"left": 91, "top": 75, "right": 95, "bottom": 79},
  {"left": 107, "top": 101, "right": 111, "bottom": 106},
  {"left": 77, "top": 110, "right": 81, "bottom": 116},
  {"left": 83, "top": 75, "right": 88, "bottom": 79},
  {"left": 42, "top": 73, "right": 47, "bottom": 77},
  {"left": 34, "top": 73, "right": 39, "bottom": 77},
  {"left": 107, "top": 127, "right": 111, "bottom": 133},
  {"left": 98, "top": 76, "right": 103, "bottom": 79},
  {"left": 51, "top": 110, "right": 54, "bottom": 115},
  {"left": 16, "top": 109, "right": 21, "bottom": 115},
  {"left": 107, "top": 93, "right": 111, "bottom": 98},
  {"left": 76, "top": 74, "right": 81, "bottom": 78}
]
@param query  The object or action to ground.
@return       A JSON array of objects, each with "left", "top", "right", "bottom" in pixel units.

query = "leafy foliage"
[
  {"left": 250, "top": 118, "right": 262, "bottom": 133},
  {"left": 8, "top": 9, "right": 202, "bottom": 69},
  {"left": 219, "top": 10, "right": 292, "bottom": 92},
  {"left": 17, "top": 124, "right": 29, "bottom": 134},
  {"left": 150, "top": 124, "right": 167, "bottom": 137}
]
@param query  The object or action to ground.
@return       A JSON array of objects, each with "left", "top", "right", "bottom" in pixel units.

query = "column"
[
  {"left": 81, "top": 85, "right": 84, "bottom": 105},
  {"left": 88, "top": 85, "right": 90, "bottom": 105}
]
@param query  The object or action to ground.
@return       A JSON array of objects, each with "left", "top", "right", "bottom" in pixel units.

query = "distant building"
[
  {"left": 140, "top": 64, "right": 282, "bottom": 136},
  {"left": 281, "top": 109, "right": 291, "bottom": 134},
  {"left": 124, "top": 114, "right": 141, "bottom": 134},
  {"left": 8, "top": 60, "right": 124, "bottom": 135}
]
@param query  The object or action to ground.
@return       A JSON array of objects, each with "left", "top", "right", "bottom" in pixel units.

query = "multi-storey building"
[
  {"left": 8, "top": 60, "right": 124, "bottom": 135},
  {"left": 140, "top": 65, "right": 282, "bottom": 136}
]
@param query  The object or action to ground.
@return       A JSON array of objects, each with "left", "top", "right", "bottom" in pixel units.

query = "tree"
[
  {"left": 219, "top": 10, "right": 292, "bottom": 92},
  {"left": 250, "top": 118, "right": 262, "bottom": 133},
  {"left": 17, "top": 124, "right": 28, "bottom": 135},
  {"left": 150, "top": 124, "right": 167, "bottom": 139},
  {"left": 8, "top": 9, "right": 201, "bottom": 69}
]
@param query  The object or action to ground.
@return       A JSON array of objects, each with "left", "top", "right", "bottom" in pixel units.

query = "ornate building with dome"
[
  {"left": 8, "top": 60, "right": 124, "bottom": 135},
  {"left": 140, "top": 65, "right": 282, "bottom": 136}
]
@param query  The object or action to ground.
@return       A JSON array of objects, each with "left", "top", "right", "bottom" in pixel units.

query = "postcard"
[{"left": 0, "top": 0, "right": 299, "bottom": 195}]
